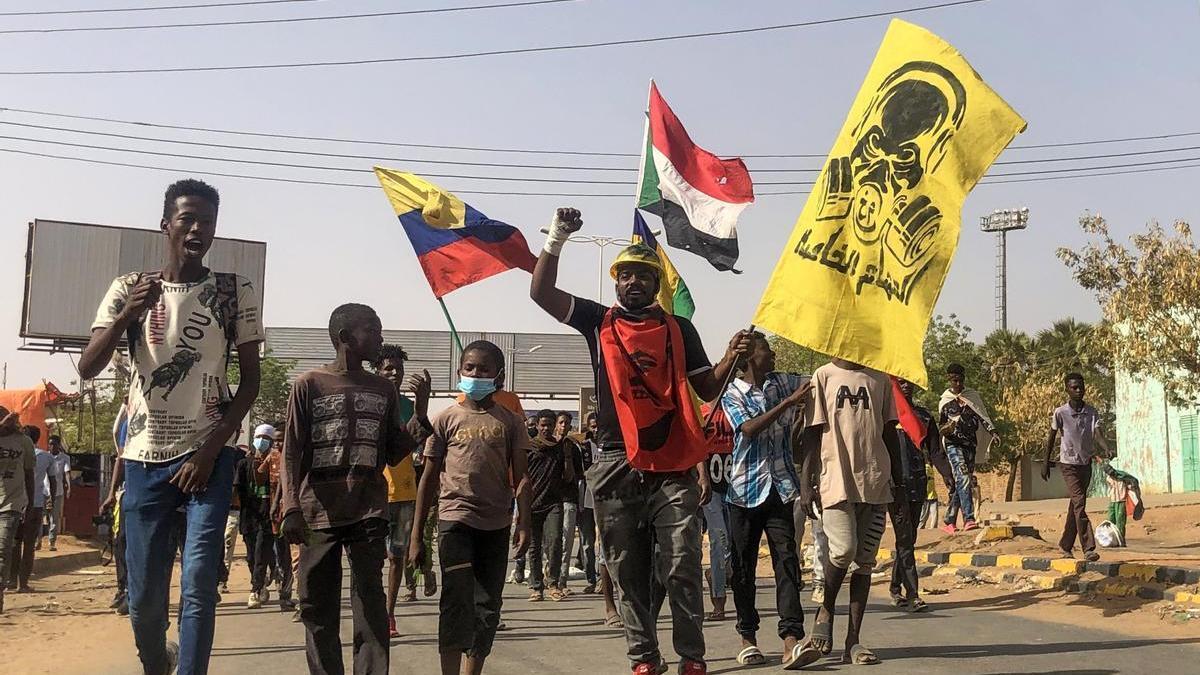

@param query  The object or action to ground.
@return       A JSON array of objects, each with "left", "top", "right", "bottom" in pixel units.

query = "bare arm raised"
[{"left": 530, "top": 207, "right": 584, "bottom": 322}]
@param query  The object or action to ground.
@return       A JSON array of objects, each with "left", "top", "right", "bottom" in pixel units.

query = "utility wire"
[
  {"left": 7, "top": 106, "right": 1199, "bottom": 160},
  {"left": 4, "top": 119, "right": 1199, "bottom": 174},
  {"left": 4, "top": 144, "right": 1199, "bottom": 195},
  {"left": 0, "top": 0, "right": 579, "bottom": 34},
  {"left": 4, "top": 131, "right": 1200, "bottom": 186},
  {"left": 0, "top": 0, "right": 990, "bottom": 75},
  {"left": 0, "top": 144, "right": 803, "bottom": 197},
  {"left": 0, "top": 0, "right": 324, "bottom": 17}
]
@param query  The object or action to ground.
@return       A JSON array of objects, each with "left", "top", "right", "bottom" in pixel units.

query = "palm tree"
[
  {"left": 982, "top": 328, "right": 1033, "bottom": 385},
  {"left": 1033, "top": 318, "right": 1093, "bottom": 374}
]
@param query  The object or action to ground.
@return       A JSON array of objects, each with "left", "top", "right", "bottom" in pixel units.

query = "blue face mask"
[
  {"left": 252, "top": 437, "right": 272, "bottom": 453},
  {"left": 457, "top": 376, "right": 497, "bottom": 401}
]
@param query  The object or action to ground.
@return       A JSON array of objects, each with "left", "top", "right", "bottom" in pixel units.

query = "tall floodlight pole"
[{"left": 980, "top": 208, "right": 1030, "bottom": 331}]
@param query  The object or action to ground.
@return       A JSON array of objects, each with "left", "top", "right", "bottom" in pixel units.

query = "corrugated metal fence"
[{"left": 266, "top": 326, "right": 594, "bottom": 395}]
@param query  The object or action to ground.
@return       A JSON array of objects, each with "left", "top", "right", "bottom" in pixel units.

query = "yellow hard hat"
[{"left": 609, "top": 244, "right": 663, "bottom": 280}]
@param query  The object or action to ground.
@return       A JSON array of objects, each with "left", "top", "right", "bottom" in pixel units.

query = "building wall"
[{"left": 1113, "top": 370, "right": 1194, "bottom": 493}]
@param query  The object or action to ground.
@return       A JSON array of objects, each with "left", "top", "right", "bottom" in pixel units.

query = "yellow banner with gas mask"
[{"left": 753, "top": 19, "right": 1026, "bottom": 388}]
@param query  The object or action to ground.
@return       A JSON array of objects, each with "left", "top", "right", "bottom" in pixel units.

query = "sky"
[{"left": 1, "top": 0, "right": 1198, "bottom": 391}]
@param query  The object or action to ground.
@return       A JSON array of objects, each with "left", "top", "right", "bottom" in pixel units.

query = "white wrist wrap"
[{"left": 543, "top": 217, "right": 571, "bottom": 256}]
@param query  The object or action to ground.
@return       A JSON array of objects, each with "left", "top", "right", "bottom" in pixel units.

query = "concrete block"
[
  {"left": 1050, "top": 559, "right": 1086, "bottom": 575},
  {"left": 933, "top": 566, "right": 962, "bottom": 577},
  {"left": 1186, "top": 570, "right": 1200, "bottom": 585},
  {"left": 914, "top": 550, "right": 929, "bottom": 564},
  {"left": 1172, "top": 590, "right": 1196, "bottom": 604},
  {"left": 1086, "top": 562, "right": 1122, "bottom": 576},
  {"left": 974, "top": 526, "right": 1013, "bottom": 544},
  {"left": 996, "top": 554, "right": 1024, "bottom": 569},
  {"left": 948, "top": 553, "right": 974, "bottom": 567},
  {"left": 926, "top": 552, "right": 950, "bottom": 564},
  {"left": 1118, "top": 564, "right": 1159, "bottom": 582},
  {"left": 1023, "top": 558, "right": 1052, "bottom": 572},
  {"left": 956, "top": 568, "right": 981, "bottom": 580},
  {"left": 1136, "top": 585, "right": 1165, "bottom": 601},
  {"left": 876, "top": 549, "right": 893, "bottom": 562},
  {"left": 916, "top": 564, "right": 936, "bottom": 578},
  {"left": 1157, "top": 567, "right": 1188, "bottom": 585},
  {"left": 1032, "top": 575, "right": 1065, "bottom": 590},
  {"left": 971, "top": 554, "right": 998, "bottom": 568}
]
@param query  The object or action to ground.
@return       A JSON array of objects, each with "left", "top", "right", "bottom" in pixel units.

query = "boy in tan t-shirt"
[
  {"left": 410, "top": 339, "right": 531, "bottom": 675},
  {"left": 798, "top": 359, "right": 901, "bottom": 666}
]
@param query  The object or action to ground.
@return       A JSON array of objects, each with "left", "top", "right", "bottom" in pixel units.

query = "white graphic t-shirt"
[{"left": 92, "top": 271, "right": 263, "bottom": 463}]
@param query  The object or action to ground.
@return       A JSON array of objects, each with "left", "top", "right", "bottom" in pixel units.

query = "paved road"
[{"left": 100, "top": 578, "right": 1200, "bottom": 674}]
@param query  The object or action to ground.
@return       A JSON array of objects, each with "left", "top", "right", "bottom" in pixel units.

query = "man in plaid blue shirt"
[{"left": 720, "top": 332, "right": 820, "bottom": 670}]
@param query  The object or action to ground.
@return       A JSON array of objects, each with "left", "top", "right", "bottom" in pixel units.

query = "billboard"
[{"left": 21, "top": 219, "right": 266, "bottom": 350}]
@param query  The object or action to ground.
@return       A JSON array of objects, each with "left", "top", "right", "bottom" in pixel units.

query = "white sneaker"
[
  {"left": 247, "top": 593, "right": 262, "bottom": 609},
  {"left": 812, "top": 586, "right": 825, "bottom": 604},
  {"left": 291, "top": 609, "right": 302, "bottom": 623}
]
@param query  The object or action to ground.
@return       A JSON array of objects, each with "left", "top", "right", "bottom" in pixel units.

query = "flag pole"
[
  {"left": 704, "top": 323, "right": 755, "bottom": 426},
  {"left": 437, "top": 297, "right": 464, "bottom": 353}
]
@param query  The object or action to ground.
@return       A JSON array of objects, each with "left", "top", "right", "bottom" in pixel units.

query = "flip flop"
[
  {"left": 604, "top": 613, "right": 624, "bottom": 628},
  {"left": 842, "top": 644, "right": 880, "bottom": 666},
  {"left": 783, "top": 641, "right": 822, "bottom": 671},
  {"left": 811, "top": 618, "right": 834, "bottom": 656},
  {"left": 736, "top": 646, "right": 767, "bottom": 666}
]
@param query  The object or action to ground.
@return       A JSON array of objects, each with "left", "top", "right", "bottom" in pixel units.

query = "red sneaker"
[
  {"left": 387, "top": 615, "right": 399, "bottom": 639},
  {"left": 632, "top": 661, "right": 667, "bottom": 675},
  {"left": 962, "top": 520, "right": 979, "bottom": 532},
  {"left": 940, "top": 523, "right": 957, "bottom": 534},
  {"left": 678, "top": 661, "right": 707, "bottom": 675}
]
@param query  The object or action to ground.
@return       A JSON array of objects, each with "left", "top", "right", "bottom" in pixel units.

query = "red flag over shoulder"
[{"left": 891, "top": 376, "right": 927, "bottom": 447}]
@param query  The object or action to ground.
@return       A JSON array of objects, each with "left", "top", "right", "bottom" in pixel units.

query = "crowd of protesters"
[{"left": 0, "top": 182, "right": 1118, "bottom": 675}]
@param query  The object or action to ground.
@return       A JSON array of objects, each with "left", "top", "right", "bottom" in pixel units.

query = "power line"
[
  {"left": 5, "top": 143, "right": 1200, "bottom": 196},
  {"left": 10, "top": 114, "right": 1200, "bottom": 174},
  {"left": 0, "top": 0, "right": 579, "bottom": 34},
  {"left": 0, "top": 120, "right": 641, "bottom": 172},
  {"left": 0, "top": 144, "right": 807, "bottom": 197},
  {"left": 0, "top": 0, "right": 322, "bottom": 17},
  {"left": 0, "top": 0, "right": 990, "bottom": 75},
  {"left": 8, "top": 106, "right": 1200, "bottom": 161},
  {"left": 6, "top": 130, "right": 1200, "bottom": 187}
]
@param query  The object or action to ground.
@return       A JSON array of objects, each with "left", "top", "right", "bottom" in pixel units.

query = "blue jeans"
[
  {"left": 123, "top": 448, "right": 236, "bottom": 675},
  {"left": 943, "top": 444, "right": 975, "bottom": 525},
  {"left": 701, "top": 497, "right": 729, "bottom": 598}
]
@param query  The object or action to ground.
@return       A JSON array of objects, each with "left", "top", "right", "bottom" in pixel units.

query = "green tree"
[
  {"left": 1058, "top": 214, "right": 1200, "bottom": 405},
  {"left": 767, "top": 335, "right": 826, "bottom": 375},
  {"left": 228, "top": 349, "right": 296, "bottom": 425}
]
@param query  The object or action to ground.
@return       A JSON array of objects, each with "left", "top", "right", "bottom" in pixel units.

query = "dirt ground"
[{"left": 911, "top": 500, "right": 1200, "bottom": 567}]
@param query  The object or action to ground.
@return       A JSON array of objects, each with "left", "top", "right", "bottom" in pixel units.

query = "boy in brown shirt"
[
  {"left": 410, "top": 340, "right": 531, "bottom": 675},
  {"left": 280, "top": 303, "right": 422, "bottom": 675}
]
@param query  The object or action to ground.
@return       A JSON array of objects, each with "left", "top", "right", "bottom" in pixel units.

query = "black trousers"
[
  {"left": 248, "top": 517, "right": 275, "bottom": 593},
  {"left": 438, "top": 521, "right": 510, "bottom": 658},
  {"left": 9, "top": 506, "right": 43, "bottom": 587},
  {"left": 727, "top": 489, "right": 805, "bottom": 640},
  {"left": 577, "top": 506, "right": 598, "bottom": 585},
  {"left": 527, "top": 505, "right": 563, "bottom": 592},
  {"left": 888, "top": 498, "right": 924, "bottom": 599},
  {"left": 298, "top": 518, "right": 389, "bottom": 675}
]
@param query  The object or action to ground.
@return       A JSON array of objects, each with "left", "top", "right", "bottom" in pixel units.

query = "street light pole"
[
  {"left": 539, "top": 229, "right": 660, "bottom": 305},
  {"left": 980, "top": 207, "right": 1030, "bottom": 332}
]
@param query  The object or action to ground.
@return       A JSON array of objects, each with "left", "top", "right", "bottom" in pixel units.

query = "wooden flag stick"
[{"left": 703, "top": 323, "right": 755, "bottom": 427}]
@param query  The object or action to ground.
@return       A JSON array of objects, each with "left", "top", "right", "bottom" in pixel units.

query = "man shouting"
[{"left": 532, "top": 208, "right": 750, "bottom": 675}]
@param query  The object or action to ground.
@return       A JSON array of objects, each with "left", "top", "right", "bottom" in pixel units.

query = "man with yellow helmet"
[{"left": 532, "top": 207, "right": 750, "bottom": 675}]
